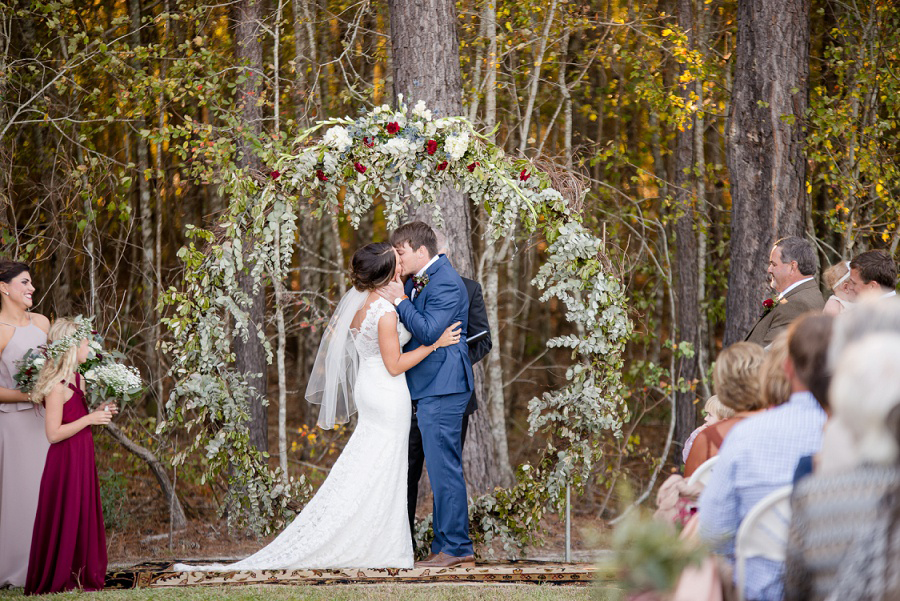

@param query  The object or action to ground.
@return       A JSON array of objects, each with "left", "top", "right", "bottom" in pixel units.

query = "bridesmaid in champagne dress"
[
  {"left": 0, "top": 261, "right": 50, "bottom": 588},
  {"left": 25, "top": 320, "right": 115, "bottom": 595}
]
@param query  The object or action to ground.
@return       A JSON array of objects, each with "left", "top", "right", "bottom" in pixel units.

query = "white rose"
[
  {"left": 84, "top": 369, "right": 97, "bottom": 381},
  {"left": 444, "top": 132, "right": 470, "bottom": 161},
  {"left": 323, "top": 126, "right": 353, "bottom": 153},
  {"left": 33, "top": 357, "right": 45, "bottom": 368},
  {"left": 412, "top": 100, "right": 433, "bottom": 121},
  {"left": 380, "top": 138, "right": 413, "bottom": 156}
]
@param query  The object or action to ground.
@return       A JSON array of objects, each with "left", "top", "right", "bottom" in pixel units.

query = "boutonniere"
[
  {"left": 761, "top": 296, "right": 784, "bottom": 317},
  {"left": 412, "top": 274, "right": 430, "bottom": 296}
]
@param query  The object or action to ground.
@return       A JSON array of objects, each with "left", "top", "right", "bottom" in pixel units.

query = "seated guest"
[
  {"left": 818, "top": 298, "right": 900, "bottom": 475},
  {"left": 698, "top": 315, "right": 829, "bottom": 601},
  {"left": 822, "top": 261, "right": 856, "bottom": 316},
  {"left": 684, "top": 343, "right": 766, "bottom": 478},
  {"left": 774, "top": 315, "right": 832, "bottom": 483},
  {"left": 846, "top": 249, "right": 897, "bottom": 301},
  {"left": 746, "top": 236, "right": 825, "bottom": 347},
  {"left": 683, "top": 395, "right": 735, "bottom": 465},
  {"left": 784, "top": 333, "right": 900, "bottom": 601}
]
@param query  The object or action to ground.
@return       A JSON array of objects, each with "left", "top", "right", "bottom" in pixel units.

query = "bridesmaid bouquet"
[
  {"left": 81, "top": 362, "right": 143, "bottom": 406},
  {"left": 15, "top": 316, "right": 144, "bottom": 407}
]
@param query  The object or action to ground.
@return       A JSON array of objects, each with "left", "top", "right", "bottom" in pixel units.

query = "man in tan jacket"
[{"left": 746, "top": 236, "right": 825, "bottom": 347}]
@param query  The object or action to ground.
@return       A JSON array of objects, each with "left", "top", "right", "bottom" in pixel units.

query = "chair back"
[
  {"left": 687, "top": 456, "right": 719, "bottom": 487},
  {"left": 734, "top": 485, "right": 793, "bottom": 601}
]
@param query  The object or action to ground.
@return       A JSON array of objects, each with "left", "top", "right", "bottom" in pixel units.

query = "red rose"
[
  {"left": 467, "top": 161, "right": 479, "bottom": 173},
  {"left": 436, "top": 160, "right": 449, "bottom": 171},
  {"left": 316, "top": 169, "right": 328, "bottom": 182},
  {"left": 354, "top": 162, "right": 367, "bottom": 174},
  {"left": 519, "top": 169, "right": 530, "bottom": 182},
  {"left": 386, "top": 122, "right": 400, "bottom": 134},
  {"left": 270, "top": 170, "right": 281, "bottom": 180},
  {"left": 426, "top": 139, "right": 438, "bottom": 155},
  {"left": 363, "top": 136, "right": 375, "bottom": 148},
  {"left": 763, "top": 298, "right": 775, "bottom": 309}
]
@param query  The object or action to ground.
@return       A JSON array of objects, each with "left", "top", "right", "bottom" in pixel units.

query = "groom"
[{"left": 378, "top": 221, "right": 475, "bottom": 568}]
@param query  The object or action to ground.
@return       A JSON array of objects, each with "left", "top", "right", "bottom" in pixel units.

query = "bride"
[{"left": 176, "top": 242, "right": 460, "bottom": 571}]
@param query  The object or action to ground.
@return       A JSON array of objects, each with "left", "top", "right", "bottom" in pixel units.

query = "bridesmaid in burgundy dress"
[{"left": 24, "top": 318, "right": 117, "bottom": 595}]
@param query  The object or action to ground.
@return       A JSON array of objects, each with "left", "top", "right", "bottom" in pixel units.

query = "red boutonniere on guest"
[
  {"left": 412, "top": 274, "right": 430, "bottom": 296},
  {"left": 761, "top": 296, "right": 780, "bottom": 317}
]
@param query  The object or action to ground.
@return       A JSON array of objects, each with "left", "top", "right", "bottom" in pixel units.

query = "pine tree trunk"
[
  {"left": 723, "top": 0, "right": 810, "bottom": 346},
  {"left": 387, "top": 0, "right": 505, "bottom": 492},
  {"left": 233, "top": 0, "right": 268, "bottom": 453},
  {"left": 673, "top": 0, "right": 700, "bottom": 449}
]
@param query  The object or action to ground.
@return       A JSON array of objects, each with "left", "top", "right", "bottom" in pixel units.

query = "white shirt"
[
  {"left": 409, "top": 255, "right": 440, "bottom": 301},
  {"left": 882, "top": 290, "right": 897, "bottom": 299},
  {"left": 778, "top": 276, "right": 814, "bottom": 300}
]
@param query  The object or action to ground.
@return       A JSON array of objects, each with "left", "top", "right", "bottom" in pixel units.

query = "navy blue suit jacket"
[{"left": 397, "top": 255, "right": 474, "bottom": 401}]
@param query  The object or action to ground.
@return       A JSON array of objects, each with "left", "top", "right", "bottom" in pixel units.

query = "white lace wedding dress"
[{"left": 176, "top": 298, "right": 413, "bottom": 571}]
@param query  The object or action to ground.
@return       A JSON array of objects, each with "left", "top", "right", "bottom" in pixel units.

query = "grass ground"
[{"left": 0, "top": 583, "right": 622, "bottom": 600}]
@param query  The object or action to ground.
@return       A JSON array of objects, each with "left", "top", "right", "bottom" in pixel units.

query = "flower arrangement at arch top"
[{"left": 297, "top": 96, "right": 541, "bottom": 192}]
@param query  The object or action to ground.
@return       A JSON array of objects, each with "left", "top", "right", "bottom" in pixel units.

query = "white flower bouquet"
[{"left": 82, "top": 362, "right": 143, "bottom": 406}]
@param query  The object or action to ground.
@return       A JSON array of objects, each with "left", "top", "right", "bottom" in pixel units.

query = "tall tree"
[
  {"left": 386, "top": 0, "right": 507, "bottom": 492},
  {"left": 723, "top": 0, "right": 810, "bottom": 345},
  {"left": 233, "top": 0, "right": 268, "bottom": 452},
  {"left": 673, "top": 0, "right": 701, "bottom": 447}
]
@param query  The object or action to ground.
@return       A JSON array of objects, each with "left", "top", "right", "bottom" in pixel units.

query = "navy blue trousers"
[{"left": 414, "top": 391, "right": 474, "bottom": 557}]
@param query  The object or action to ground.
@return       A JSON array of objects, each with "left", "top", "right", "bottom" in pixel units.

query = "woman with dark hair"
[
  {"left": 0, "top": 261, "right": 51, "bottom": 587},
  {"left": 176, "top": 242, "right": 461, "bottom": 571}
]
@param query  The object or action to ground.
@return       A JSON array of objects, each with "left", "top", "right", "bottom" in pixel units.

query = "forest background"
[{"left": 1, "top": 0, "right": 898, "bottom": 557}]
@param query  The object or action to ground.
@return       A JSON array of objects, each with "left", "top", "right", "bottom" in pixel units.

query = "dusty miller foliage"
[{"left": 159, "top": 100, "right": 632, "bottom": 545}]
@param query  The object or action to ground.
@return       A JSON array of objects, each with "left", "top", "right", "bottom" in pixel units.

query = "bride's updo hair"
[{"left": 350, "top": 243, "right": 396, "bottom": 291}]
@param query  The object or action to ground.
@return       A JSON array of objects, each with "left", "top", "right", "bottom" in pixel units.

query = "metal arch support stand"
[{"left": 565, "top": 482, "right": 571, "bottom": 562}]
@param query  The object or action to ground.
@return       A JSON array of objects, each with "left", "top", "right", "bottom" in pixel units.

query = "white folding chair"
[
  {"left": 734, "top": 485, "right": 793, "bottom": 601},
  {"left": 687, "top": 455, "right": 719, "bottom": 487}
]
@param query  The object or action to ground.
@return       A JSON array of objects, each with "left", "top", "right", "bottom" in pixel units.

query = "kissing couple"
[{"left": 177, "top": 221, "right": 476, "bottom": 572}]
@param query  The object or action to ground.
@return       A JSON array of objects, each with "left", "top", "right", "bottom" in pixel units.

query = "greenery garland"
[{"left": 159, "top": 99, "right": 632, "bottom": 550}]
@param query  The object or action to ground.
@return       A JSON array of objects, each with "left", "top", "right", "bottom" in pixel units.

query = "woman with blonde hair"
[
  {"left": 684, "top": 342, "right": 766, "bottom": 477},
  {"left": 0, "top": 261, "right": 50, "bottom": 587},
  {"left": 25, "top": 317, "right": 116, "bottom": 595}
]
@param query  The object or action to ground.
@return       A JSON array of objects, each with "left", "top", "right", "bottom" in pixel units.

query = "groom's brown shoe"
[{"left": 414, "top": 552, "right": 475, "bottom": 569}]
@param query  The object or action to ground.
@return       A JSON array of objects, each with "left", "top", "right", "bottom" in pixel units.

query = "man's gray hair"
[
  {"left": 828, "top": 299, "right": 900, "bottom": 369},
  {"left": 830, "top": 333, "right": 900, "bottom": 465},
  {"left": 774, "top": 236, "right": 818, "bottom": 276}
]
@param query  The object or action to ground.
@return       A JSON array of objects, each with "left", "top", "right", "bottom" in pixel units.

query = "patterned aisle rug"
[{"left": 106, "top": 561, "right": 597, "bottom": 589}]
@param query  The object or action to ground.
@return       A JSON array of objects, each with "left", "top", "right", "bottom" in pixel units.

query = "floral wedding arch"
[{"left": 159, "top": 98, "right": 632, "bottom": 553}]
